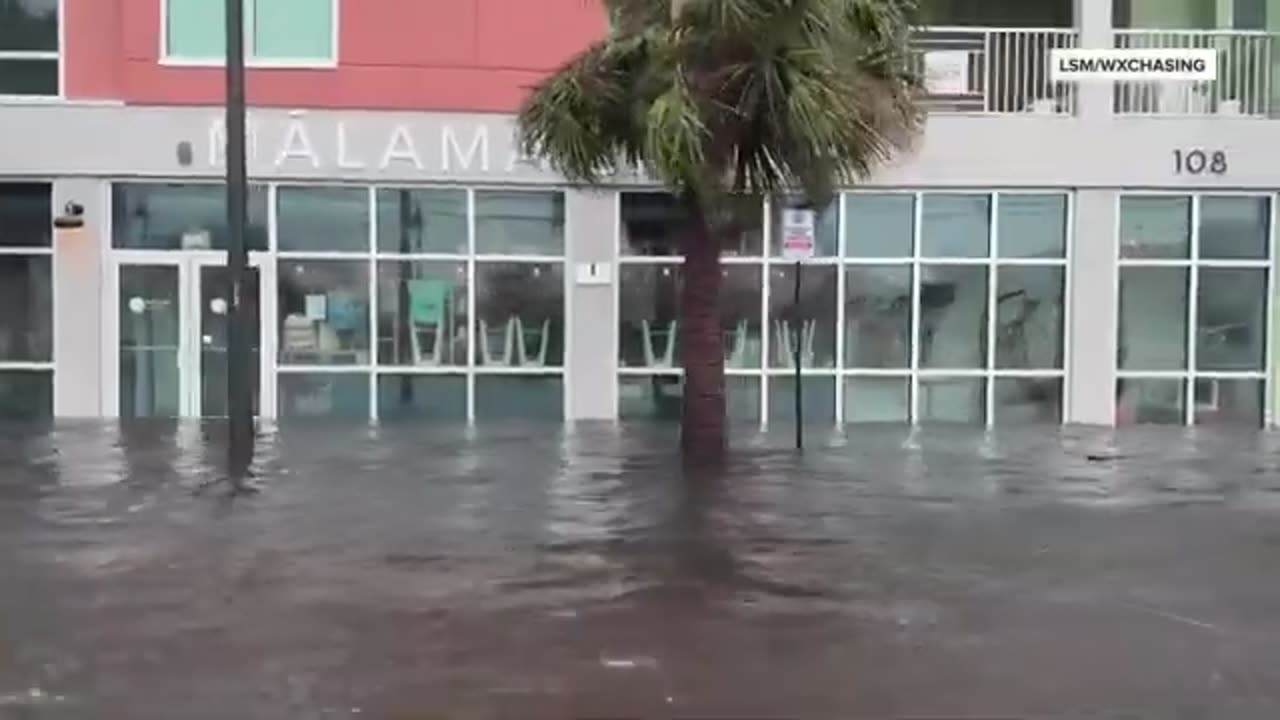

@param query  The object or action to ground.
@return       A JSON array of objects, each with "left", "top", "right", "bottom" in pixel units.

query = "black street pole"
[
  {"left": 793, "top": 261, "right": 802, "bottom": 451},
  {"left": 225, "top": 0, "right": 254, "bottom": 481}
]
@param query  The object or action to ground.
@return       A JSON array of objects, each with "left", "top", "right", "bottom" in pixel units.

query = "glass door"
[
  {"left": 116, "top": 255, "right": 267, "bottom": 418},
  {"left": 194, "top": 261, "right": 262, "bottom": 417}
]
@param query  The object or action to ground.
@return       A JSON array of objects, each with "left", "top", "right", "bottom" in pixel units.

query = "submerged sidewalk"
[{"left": 3, "top": 422, "right": 1280, "bottom": 719}]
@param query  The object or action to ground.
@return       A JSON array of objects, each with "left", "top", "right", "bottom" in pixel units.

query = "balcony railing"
[
  {"left": 1114, "top": 30, "right": 1280, "bottom": 116},
  {"left": 911, "top": 27, "right": 1080, "bottom": 115}
]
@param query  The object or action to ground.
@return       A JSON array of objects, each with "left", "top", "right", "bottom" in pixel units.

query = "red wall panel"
[{"left": 64, "top": 0, "right": 607, "bottom": 111}]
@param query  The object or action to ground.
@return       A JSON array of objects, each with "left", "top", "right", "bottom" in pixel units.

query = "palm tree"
[{"left": 518, "top": 0, "right": 922, "bottom": 463}]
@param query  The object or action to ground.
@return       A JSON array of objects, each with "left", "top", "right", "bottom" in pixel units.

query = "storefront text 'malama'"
[{"left": 205, "top": 115, "right": 553, "bottom": 177}]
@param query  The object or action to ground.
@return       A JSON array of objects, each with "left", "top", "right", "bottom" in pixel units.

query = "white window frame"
[
  {"left": 611, "top": 189, "right": 1073, "bottom": 428},
  {"left": 1114, "top": 190, "right": 1276, "bottom": 427},
  {"left": 271, "top": 183, "right": 570, "bottom": 424},
  {"left": 159, "top": 0, "right": 340, "bottom": 69},
  {"left": 0, "top": 181, "right": 58, "bottom": 421},
  {"left": 0, "top": 0, "right": 64, "bottom": 101}
]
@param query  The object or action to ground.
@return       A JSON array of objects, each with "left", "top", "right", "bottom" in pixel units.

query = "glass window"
[
  {"left": 1194, "top": 378, "right": 1262, "bottom": 426},
  {"left": 376, "top": 188, "right": 467, "bottom": 254},
  {"left": 0, "top": 0, "right": 58, "bottom": 96},
  {"left": 0, "top": 256, "right": 51, "bottom": 362},
  {"left": 475, "top": 376, "right": 563, "bottom": 421},
  {"left": 277, "top": 261, "right": 371, "bottom": 365},
  {"left": 475, "top": 262, "right": 564, "bottom": 367},
  {"left": 845, "top": 265, "right": 911, "bottom": 369},
  {"left": 0, "top": 183, "right": 51, "bottom": 247},
  {"left": 998, "top": 194, "right": 1067, "bottom": 258},
  {"left": 1116, "top": 378, "right": 1185, "bottom": 425},
  {"left": 377, "top": 261, "right": 468, "bottom": 367},
  {"left": 845, "top": 193, "right": 913, "bottom": 258},
  {"left": 621, "top": 193, "right": 683, "bottom": 257},
  {"left": 722, "top": 266, "right": 764, "bottom": 369},
  {"left": 995, "top": 266, "right": 1064, "bottom": 370},
  {"left": 0, "top": 371, "right": 51, "bottom": 420},
  {"left": 475, "top": 191, "right": 564, "bottom": 255},
  {"left": 254, "top": 0, "right": 334, "bottom": 62},
  {"left": 919, "top": 378, "right": 986, "bottom": 423},
  {"left": 0, "top": 0, "right": 57, "bottom": 51},
  {"left": 619, "top": 264, "right": 681, "bottom": 369},
  {"left": 768, "top": 266, "right": 837, "bottom": 369},
  {"left": 620, "top": 193, "right": 762, "bottom": 256},
  {"left": 771, "top": 196, "right": 838, "bottom": 256},
  {"left": 619, "top": 375, "right": 761, "bottom": 422},
  {"left": 279, "top": 373, "right": 370, "bottom": 419},
  {"left": 768, "top": 377, "right": 837, "bottom": 423},
  {"left": 1199, "top": 196, "right": 1269, "bottom": 260},
  {"left": 112, "top": 183, "right": 269, "bottom": 251},
  {"left": 1119, "top": 196, "right": 1190, "bottom": 259},
  {"left": 619, "top": 263, "right": 763, "bottom": 371},
  {"left": 993, "top": 378, "right": 1061, "bottom": 424},
  {"left": 1118, "top": 267, "right": 1188, "bottom": 371},
  {"left": 844, "top": 377, "right": 910, "bottom": 423},
  {"left": 278, "top": 186, "right": 369, "bottom": 253},
  {"left": 167, "top": 0, "right": 335, "bottom": 62},
  {"left": 1196, "top": 267, "right": 1267, "bottom": 371},
  {"left": 377, "top": 375, "right": 466, "bottom": 421},
  {"left": 0, "top": 59, "right": 57, "bottom": 95},
  {"left": 918, "top": 265, "right": 987, "bottom": 369},
  {"left": 921, "top": 194, "right": 990, "bottom": 258}
]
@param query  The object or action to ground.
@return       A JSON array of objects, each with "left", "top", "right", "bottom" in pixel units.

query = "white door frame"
[{"left": 104, "top": 251, "right": 276, "bottom": 418}]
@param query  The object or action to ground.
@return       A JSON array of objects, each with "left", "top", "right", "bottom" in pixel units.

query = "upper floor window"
[
  {"left": 165, "top": 0, "right": 336, "bottom": 66},
  {"left": 0, "top": 0, "right": 59, "bottom": 96}
]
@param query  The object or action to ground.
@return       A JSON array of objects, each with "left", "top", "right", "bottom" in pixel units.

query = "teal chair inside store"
[{"left": 407, "top": 278, "right": 451, "bottom": 366}]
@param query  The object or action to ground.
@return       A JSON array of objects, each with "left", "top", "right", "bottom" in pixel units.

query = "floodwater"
[{"left": 4, "top": 422, "right": 1280, "bottom": 719}]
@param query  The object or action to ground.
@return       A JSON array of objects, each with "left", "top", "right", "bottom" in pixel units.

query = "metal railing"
[
  {"left": 910, "top": 27, "right": 1080, "bottom": 115},
  {"left": 1114, "top": 30, "right": 1280, "bottom": 116}
]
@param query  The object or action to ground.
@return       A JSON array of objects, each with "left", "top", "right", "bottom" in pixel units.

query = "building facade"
[{"left": 2, "top": 0, "right": 1279, "bottom": 427}]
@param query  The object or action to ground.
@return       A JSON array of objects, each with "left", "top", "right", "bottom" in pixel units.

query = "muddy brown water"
[{"left": 3, "top": 421, "right": 1280, "bottom": 719}]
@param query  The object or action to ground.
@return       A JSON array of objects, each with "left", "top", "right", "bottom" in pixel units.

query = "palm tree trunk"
[{"left": 678, "top": 197, "right": 726, "bottom": 464}]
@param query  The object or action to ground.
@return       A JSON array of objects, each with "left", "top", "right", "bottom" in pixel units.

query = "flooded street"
[{"left": 4, "top": 422, "right": 1280, "bottom": 719}]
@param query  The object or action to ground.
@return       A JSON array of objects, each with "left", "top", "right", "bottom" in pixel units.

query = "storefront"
[
  {"left": 105, "top": 181, "right": 568, "bottom": 422},
  {"left": 4, "top": 103, "right": 1280, "bottom": 426}
]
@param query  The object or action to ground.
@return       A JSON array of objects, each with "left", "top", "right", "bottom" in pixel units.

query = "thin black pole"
[
  {"left": 225, "top": 0, "right": 253, "bottom": 480},
  {"left": 793, "top": 261, "right": 802, "bottom": 451}
]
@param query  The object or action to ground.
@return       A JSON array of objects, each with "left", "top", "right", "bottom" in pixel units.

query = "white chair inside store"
[
  {"left": 773, "top": 319, "right": 817, "bottom": 368},
  {"left": 479, "top": 317, "right": 517, "bottom": 366},
  {"left": 641, "top": 319, "right": 678, "bottom": 368},
  {"left": 515, "top": 317, "right": 551, "bottom": 367},
  {"left": 410, "top": 320, "right": 446, "bottom": 366},
  {"left": 723, "top": 320, "right": 749, "bottom": 368}
]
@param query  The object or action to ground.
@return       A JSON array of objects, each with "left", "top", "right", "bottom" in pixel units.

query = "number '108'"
[{"left": 1174, "top": 149, "right": 1228, "bottom": 175}]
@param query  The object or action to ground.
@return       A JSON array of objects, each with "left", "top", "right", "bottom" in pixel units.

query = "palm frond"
[{"left": 529, "top": 0, "right": 924, "bottom": 206}]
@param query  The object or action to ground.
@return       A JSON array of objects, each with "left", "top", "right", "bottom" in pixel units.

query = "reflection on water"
[{"left": 3, "top": 421, "right": 1280, "bottom": 718}]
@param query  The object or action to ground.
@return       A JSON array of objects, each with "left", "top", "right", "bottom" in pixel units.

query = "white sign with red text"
[{"left": 780, "top": 208, "right": 816, "bottom": 261}]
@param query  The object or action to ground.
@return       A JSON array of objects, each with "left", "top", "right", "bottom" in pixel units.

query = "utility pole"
[{"left": 224, "top": 0, "right": 254, "bottom": 482}]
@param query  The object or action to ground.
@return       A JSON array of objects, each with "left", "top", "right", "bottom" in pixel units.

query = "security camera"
[{"left": 54, "top": 201, "right": 85, "bottom": 230}]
